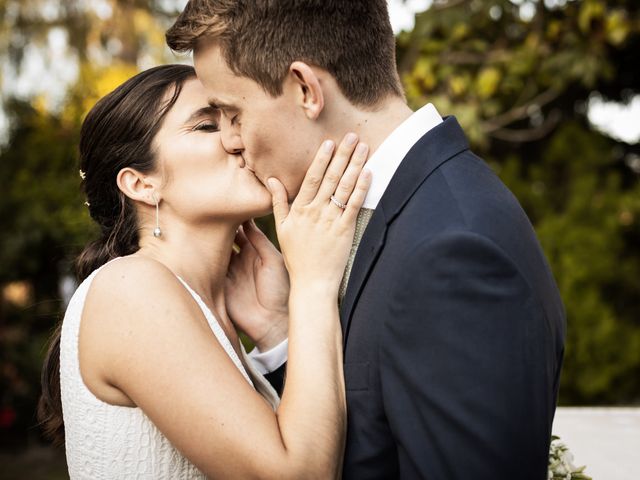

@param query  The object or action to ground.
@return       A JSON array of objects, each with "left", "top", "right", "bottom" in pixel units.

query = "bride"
[{"left": 38, "top": 64, "right": 370, "bottom": 479}]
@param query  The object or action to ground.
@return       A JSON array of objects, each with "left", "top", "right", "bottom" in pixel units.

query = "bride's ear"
[
  {"left": 116, "top": 168, "right": 158, "bottom": 207},
  {"left": 288, "top": 61, "right": 325, "bottom": 120}
]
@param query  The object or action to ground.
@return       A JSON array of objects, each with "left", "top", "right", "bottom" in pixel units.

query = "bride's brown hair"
[{"left": 38, "top": 64, "right": 196, "bottom": 445}]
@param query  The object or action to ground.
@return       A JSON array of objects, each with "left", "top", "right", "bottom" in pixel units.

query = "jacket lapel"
[
  {"left": 340, "top": 207, "right": 388, "bottom": 339},
  {"left": 340, "top": 116, "right": 470, "bottom": 345}
]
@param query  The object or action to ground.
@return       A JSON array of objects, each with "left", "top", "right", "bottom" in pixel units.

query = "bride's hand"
[
  {"left": 267, "top": 133, "right": 371, "bottom": 295},
  {"left": 225, "top": 220, "right": 289, "bottom": 351}
]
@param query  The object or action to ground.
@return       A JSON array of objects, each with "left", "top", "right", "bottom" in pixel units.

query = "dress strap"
[{"left": 174, "top": 276, "right": 254, "bottom": 386}]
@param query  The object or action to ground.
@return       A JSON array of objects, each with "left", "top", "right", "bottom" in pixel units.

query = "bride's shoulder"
[
  {"left": 87, "top": 255, "right": 187, "bottom": 309},
  {"left": 81, "top": 256, "right": 203, "bottom": 355},
  {"left": 79, "top": 256, "right": 203, "bottom": 406}
]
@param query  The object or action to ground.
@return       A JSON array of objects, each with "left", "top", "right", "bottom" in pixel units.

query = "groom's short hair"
[{"left": 166, "top": 0, "right": 403, "bottom": 107}]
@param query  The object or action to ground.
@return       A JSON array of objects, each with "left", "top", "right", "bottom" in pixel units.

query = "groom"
[{"left": 167, "top": 1, "right": 566, "bottom": 478}]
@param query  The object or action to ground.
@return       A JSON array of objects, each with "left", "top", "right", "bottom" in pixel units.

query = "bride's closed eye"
[
  {"left": 193, "top": 121, "right": 220, "bottom": 132},
  {"left": 186, "top": 105, "right": 221, "bottom": 133}
]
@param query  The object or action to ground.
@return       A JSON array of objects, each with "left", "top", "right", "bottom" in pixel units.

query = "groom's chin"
[{"left": 280, "top": 178, "right": 303, "bottom": 203}]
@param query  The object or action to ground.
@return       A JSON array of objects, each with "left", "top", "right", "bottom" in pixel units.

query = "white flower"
[
  {"left": 548, "top": 436, "right": 591, "bottom": 480},
  {"left": 560, "top": 449, "right": 575, "bottom": 468}
]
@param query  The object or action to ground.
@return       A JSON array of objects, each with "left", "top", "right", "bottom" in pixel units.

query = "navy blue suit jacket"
[
  {"left": 266, "top": 117, "right": 565, "bottom": 479},
  {"left": 338, "top": 117, "right": 565, "bottom": 479}
]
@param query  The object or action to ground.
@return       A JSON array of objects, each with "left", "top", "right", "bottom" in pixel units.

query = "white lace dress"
[{"left": 60, "top": 260, "right": 280, "bottom": 479}]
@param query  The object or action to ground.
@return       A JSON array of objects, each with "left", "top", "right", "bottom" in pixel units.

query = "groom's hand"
[{"left": 225, "top": 220, "right": 289, "bottom": 351}]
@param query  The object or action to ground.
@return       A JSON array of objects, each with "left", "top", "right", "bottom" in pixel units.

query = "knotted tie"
[{"left": 338, "top": 207, "right": 374, "bottom": 303}]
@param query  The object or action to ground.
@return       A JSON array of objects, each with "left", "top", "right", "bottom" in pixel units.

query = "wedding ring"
[{"left": 330, "top": 195, "right": 347, "bottom": 210}]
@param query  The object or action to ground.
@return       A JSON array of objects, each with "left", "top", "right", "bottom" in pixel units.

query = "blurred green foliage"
[
  {"left": 0, "top": 0, "right": 638, "bottom": 453},
  {"left": 0, "top": 0, "right": 181, "bottom": 449},
  {"left": 0, "top": 98, "right": 88, "bottom": 451},
  {"left": 397, "top": 0, "right": 640, "bottom": 404}
]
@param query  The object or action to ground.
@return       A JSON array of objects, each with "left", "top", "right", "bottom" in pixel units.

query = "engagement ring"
[{"left": 330, "top": 195, "right": 347, "bottom": 209}]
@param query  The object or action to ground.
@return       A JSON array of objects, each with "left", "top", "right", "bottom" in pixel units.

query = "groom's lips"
[
  {"left": 243, "top": 157, "right": 257, "bottom": 174},
  {"left": 242, "top": 160, "right": 265, "bottom": 184}
]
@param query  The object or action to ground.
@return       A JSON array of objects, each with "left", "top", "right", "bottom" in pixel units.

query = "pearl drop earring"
[{"left": 152, "top": 193, "right": 162, "bottom": 238}]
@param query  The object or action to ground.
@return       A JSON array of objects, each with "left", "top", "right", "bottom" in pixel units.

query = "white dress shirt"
[
  {"left": 247, "top": 338, "right": 288, "bottom": 375},
  {"left": 248, "top": 103, "right": 443, "bottom": 374}
]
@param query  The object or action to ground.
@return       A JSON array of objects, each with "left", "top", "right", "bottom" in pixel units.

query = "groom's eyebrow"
[{"left": 208, "top": 98, "right": 237, "bottom": 112}]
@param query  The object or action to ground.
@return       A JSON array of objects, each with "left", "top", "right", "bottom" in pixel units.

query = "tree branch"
[
  {"left": 486, "top": 109, "right": 562, "bottom": 142},
  {"left": 482, "top": 88, "right": 561, "bottom": 133}
]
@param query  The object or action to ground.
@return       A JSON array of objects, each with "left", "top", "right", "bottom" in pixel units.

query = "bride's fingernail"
[
  {"left": 345, "top": 133, "right": 358, "bottom": 145},
  {"left": 323, "top": 140, "right": 334, "bottom": 152},
  {"left": 266, "top": 178, "right": 276, "bottom": 191},
  {"left": 356, "top": 143, "right": 368, "bottom": 155}
]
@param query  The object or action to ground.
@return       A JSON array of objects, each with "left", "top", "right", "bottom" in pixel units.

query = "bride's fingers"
[
  {"left": 294, "top": 139, "right": 335, "bottom": 206},
  {"left": 316, "top": 133, "right": 359, "bottom": 202},
  {"left": 234, "top": 225, "right": 250, "bottom": 249},
  {"left": 268, "top": 177, "right": 290, "bottom": 226},
  {"left": 226, "top": 251, "right": 238, "bottom": 278},
  {"left": 330, "top": 142, "right": 369, "bottom": 207},
  {"left": 227, "top": 240, "right": 244, "bottom": 278},
  {"left": 236, "top": 227, "right": 260, "bottom": 263},
  {"left": 243, "top": 221, "right": 276, "bottom": 259},
  {"left": 342, "top": 169, "right": 372, "bottom": 223}
]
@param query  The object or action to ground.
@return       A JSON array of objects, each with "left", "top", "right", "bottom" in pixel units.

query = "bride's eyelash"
[{"left": 193, "top": 122, "right": 219, "bottom": 132}]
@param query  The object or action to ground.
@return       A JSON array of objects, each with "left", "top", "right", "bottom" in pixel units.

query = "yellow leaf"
[
  {"left": 605, "top": 10, "right": 630, "bottom": 46},
  {"left": 547, "top": 20, "right": 562, "bottom": 41},
  {"left": 476, "top": 67, "right": 501, "bottom": 99},
  {"left": 451, "top": 22, "right": 470, "bottom": 42},
  {"left": 413, "top": 57, "right": 432, "bottom": 80},
  {"left": 80, "top": 63, "right": 140, "bottom": 115},
  {"left": 578, "top": 0, "right": 605, "bottom": 33},
  {"left": 449, "top": 75, "right": 469, "bottom": 97},
  {"left": 94, "top": 64, "right": 139, "bottom": 99}
]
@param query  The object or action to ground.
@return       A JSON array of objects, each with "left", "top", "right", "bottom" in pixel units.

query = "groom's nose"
[{"left": 220, "top": 127, "right": 244, "bottom": 156}]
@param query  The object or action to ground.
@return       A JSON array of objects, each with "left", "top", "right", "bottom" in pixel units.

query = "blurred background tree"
[
  {"left": 396, "top": 0, "right": 640, "bottom": 404},
  {"left": 0, "top": 0, "right": 186, "bottom": 458},
  {"left": 0, "top": 0, "right": 638, "bottom": 474}
]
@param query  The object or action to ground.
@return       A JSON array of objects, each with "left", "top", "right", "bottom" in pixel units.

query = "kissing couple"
[{"left": 39, "top": 1, "right": 566, "bottom": 478}]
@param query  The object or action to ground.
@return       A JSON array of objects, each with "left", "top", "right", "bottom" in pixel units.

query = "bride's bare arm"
[{"left": 79, "top": 135, "right": 370, "bottom": 479}]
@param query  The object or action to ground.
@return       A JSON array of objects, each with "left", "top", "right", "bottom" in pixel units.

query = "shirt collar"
[{"left": 362, "top": 103, "right": 443, "bottom": 209}]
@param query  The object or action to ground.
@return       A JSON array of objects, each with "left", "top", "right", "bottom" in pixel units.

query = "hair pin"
[
  {"left": 84, "top": 201, "right": 90, "bottom": 207},
  {"left": 79, "top": 169, "right": 86, "bottom": 180}
]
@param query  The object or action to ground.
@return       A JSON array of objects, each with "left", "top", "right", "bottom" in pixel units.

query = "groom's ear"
[{"left": 288, "top": 61, "right": 325, "bottom": 120}]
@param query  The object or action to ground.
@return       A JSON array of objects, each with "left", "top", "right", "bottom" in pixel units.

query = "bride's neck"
[{"left": 136, "top": 221, "right": 237, "bottom": 310}]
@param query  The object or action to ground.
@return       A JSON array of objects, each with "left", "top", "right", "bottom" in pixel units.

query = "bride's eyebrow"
[{"left": 185, "top": 106, "right": 219, "bottom": 123}]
